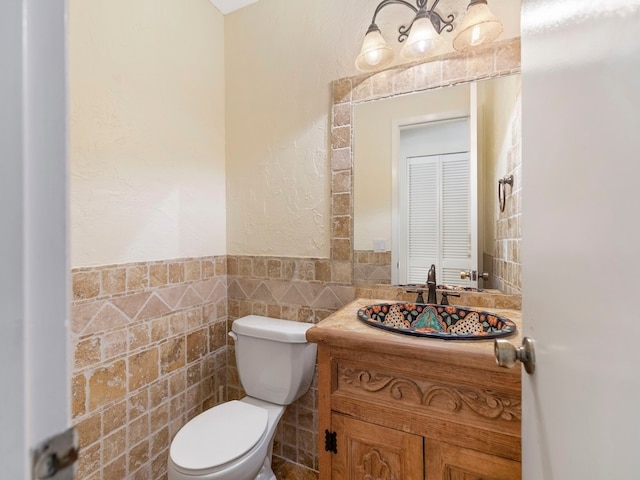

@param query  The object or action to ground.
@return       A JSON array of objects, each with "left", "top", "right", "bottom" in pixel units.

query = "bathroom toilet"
[{"left": 167, "top": 315, "right": 317, "bottom": 480}]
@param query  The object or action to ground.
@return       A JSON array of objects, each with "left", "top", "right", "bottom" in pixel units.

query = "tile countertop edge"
[{"left": 306, "top": 298, "right": 523, "bottom": 374}]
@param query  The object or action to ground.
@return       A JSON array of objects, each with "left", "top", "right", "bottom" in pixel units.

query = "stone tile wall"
[
  {"left": 225, "top": 255, "right": 355, "bottom": 475},
  {"left": 71, "top": 256, "right": 227, "bottom": 480}
]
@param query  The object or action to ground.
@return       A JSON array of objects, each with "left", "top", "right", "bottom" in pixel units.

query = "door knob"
[
  {"left": 460, "top": 270, "right": 478, "bottom": 280},
  {"left": 494, "top": 337, "right": 536, "bottom": 374}
]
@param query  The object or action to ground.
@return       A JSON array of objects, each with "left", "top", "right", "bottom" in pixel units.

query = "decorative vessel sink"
[{"left": 357, "top": 303, "right": 516, "bottom": 340}]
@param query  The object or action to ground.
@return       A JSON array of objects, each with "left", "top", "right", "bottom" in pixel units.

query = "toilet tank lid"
[{"left": 232, "top": 315, "right": 312, "bottom": 343}]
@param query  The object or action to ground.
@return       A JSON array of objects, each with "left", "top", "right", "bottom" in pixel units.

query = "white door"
[
  {"left": 521, "top": 1, "right": 640, "bottom": 478},
  {"left": 0, "top": 0, "right": 69, "bottom": 478},
  {"left": 395, "top": 118, "right": 477, "bottom": 287}
]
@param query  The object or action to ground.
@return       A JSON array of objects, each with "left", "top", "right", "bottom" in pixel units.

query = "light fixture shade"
[
  {"left": 355, "top": 26, "right": 394, "bottom": 72},
  {"left": 453, "top": 1, "right": 503, "bottom": 52},
  {"left": 400, "top": 16, "right": 442, "bottom": 60}
]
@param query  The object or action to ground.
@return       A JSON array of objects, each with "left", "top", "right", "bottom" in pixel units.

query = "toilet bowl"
[
  {"left": 168, "top": 397, "right": 285, "bottom": 480},
  {"left": 167, "top": 315, "right": 317, "bottom": 480}
]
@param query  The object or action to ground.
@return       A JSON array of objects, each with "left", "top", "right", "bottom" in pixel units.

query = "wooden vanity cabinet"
[{"left": 311, "top": 324, "right": 522, "bottom": 480}]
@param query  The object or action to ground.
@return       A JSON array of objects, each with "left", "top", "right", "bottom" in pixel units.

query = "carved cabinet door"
[
  {"left": 330, "top": 414, "right": 424, "bottom": 480},
  {"left": 425, "top": 440, "right": 521, "bottom": 480}
]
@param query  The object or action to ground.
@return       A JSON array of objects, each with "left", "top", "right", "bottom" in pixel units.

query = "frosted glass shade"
[
  {"left": 355, "top": 26, "right": 394, "bottom": 72},
  {"left": 453, "top": 1, "right": 503, "bottom": 52},
  {"left": 400, "top": 16, "right": 442, "bottom": 60}
]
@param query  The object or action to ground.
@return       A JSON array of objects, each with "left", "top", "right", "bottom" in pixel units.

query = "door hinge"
[
  {"left": 324, "top": 429, "right": 337, "bottom": 454},
  {"left": 32, "top": 427, "right": 78, "bottom": 480}
]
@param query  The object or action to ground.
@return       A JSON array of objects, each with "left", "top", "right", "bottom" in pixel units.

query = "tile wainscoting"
[
  {"left": 71, "top": 254, "right": 354, "bottom": 480},
  {"left": 71, "top": 256, "right": 228, "bottom": 480},
  {"left": 226, "top": 255, "right": 355, "bottom": 476}
]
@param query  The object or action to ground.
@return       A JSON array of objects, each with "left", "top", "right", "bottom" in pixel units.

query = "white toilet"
[{"left": 167, "top": 315, "right": 317, "bottom": 480}]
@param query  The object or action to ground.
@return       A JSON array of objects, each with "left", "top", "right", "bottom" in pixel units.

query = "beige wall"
[
  {"left": 69, "top": 0, "right": 226, "bottom": 268},
  {"left": 224, "top": 0, "right": 520, "bottom": 258}
]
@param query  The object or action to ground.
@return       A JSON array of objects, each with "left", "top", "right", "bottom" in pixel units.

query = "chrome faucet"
[{"left": 427, "top": 264, "right": 437, "bottom": 304}]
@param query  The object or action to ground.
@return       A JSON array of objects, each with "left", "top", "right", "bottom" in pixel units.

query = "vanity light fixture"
[{"left": 355, "top": 0, "right": 504, "bottom": 72}]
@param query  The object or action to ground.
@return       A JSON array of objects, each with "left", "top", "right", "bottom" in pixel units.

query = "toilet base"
[{"left": 255, "top": 457, "right": 276, "bottom": 480}]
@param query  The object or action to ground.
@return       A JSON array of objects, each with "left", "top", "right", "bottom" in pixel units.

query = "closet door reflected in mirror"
[{"left": 397, "top": 119, "right": 475, "bottom": 287}]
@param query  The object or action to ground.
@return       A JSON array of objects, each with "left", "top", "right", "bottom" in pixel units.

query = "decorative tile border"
[{"left": 354, "top": 250, "right": 392, "bottom": 285}]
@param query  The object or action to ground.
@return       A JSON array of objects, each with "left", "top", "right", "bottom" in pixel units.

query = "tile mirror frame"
[{"left": 328, "top": 38, "right": 521, "bottom": 294}]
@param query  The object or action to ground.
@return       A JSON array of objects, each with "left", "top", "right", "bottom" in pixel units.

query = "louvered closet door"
[
  {"left": 440, "top": 152, "right": 471, "bottom": 285},
  {"left": 402, "top": 152, "right": 471, "bottom": 285}
]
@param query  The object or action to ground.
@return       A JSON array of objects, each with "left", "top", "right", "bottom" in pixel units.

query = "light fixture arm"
[{"left": 367, "top": 0, "right": 454, "bottom": 44}]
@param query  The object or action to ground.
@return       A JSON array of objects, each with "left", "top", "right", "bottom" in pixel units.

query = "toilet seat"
[{"left": 169, "top": 400, "right": 268, "bottom": 475}]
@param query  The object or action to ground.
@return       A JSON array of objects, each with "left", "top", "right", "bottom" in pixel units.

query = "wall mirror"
[{"left": 353, "top": 73, "right": 521, "bottom": 294}]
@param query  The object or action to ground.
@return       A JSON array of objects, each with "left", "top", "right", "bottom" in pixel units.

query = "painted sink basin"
[{"left": 357, "top": 303, "right": 516, "bottom": 340}]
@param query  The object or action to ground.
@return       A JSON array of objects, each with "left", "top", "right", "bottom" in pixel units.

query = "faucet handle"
[{"left": 440, "top": 291, "right": 460, "bottom": 306}]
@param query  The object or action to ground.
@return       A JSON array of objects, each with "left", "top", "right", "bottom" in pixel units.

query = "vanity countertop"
[{"left": 306, "top": 298, "right": 522, "bottom": 373}]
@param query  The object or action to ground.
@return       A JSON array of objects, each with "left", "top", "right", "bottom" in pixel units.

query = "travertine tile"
[
  {"left": 103, "top": 328, "right": 127, "bottom": 360},
  {"left": 102, "top": 268, "right": 126, "bottom": 295},
  {"left": 73, "top": 271, "right": 100, "bottom": 300},
  {"left": 129, "top": 440, "right": 150, "bottom": 472},
  {"left": 75, "top": 442, "right": 100, "bottom": 480},
  {"left": 103, "top": 454, "right": 127, "bottom": 479},
  {"left": 88, "top": 359, "right": 126, "bottom": 411},
  {"left": 129, "top": 347, "right": 159, "bottom": 391},
  {"left": 185, "top": 260, "right": 201, "bottom": 282},
  {"left": 160, "top": 337, "right": 186, "bottom": 375},
  {"left": 332, "top": 125, "right": 351, "bottom": 151},
  {"left": 332, "top": 78, "right": 352, "bottom": 104},
  {"left": 103, "top": 400, "right": 127, "bottom": 435},
  {"left": 75, "top": 337, "right": 101, "bottom": 369},
  {"left": 168, "top": 262, "right": 185, "bottom": 283},
  {"left": 332, "top": 102, "right": 351, "bottom": 127},
  {"left": 332, "top": 192, "right": 351, "bottom": 216},
  {"left": 72, "top": 373, "right": 86, "bottom": 418},
  {"left": 149, "top": 263, "right": 168, "bottom": 288},
  {"left": 75, "top": 413, "right": 101, "bottom": 448},
  {"left": 186, "top": 328, "right": 208, "bottom": 363},
  {"left": 127, "top": 265, "right": 149, "bottom": 292},
  {"left": 332, "top": 148, "right": 351, "bottom": 172},
  {"left": 331, "top": 170, "right": 351, "bottom": 195},
  {"left": 103, "top": 428, "right": 126, "bottom": 464}
]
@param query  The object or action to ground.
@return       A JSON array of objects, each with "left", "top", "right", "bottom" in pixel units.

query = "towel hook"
[{"left": 498, "top": 175, "right": 514, "bottom": 213}]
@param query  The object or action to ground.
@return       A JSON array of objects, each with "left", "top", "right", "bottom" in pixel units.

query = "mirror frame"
[{"left": 328, "top": 37, "right": 521, "bottom": 288}]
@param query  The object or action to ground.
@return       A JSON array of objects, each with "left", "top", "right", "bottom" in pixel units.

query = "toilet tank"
[{"left": 231, "top": 315, "right": 317, "bottom": 405}]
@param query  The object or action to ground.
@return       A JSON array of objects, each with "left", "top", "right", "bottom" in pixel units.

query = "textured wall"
[
  {"left": 69, "top": 0, "right": 226, "bottom": 267},
  {"left": 225, "top": 0, "right": 521, "bottom": 258}
]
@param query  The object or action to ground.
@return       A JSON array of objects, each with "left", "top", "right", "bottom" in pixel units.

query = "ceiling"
[{"left": 209, "top": 0, "right": 260, "bottom": 15}]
